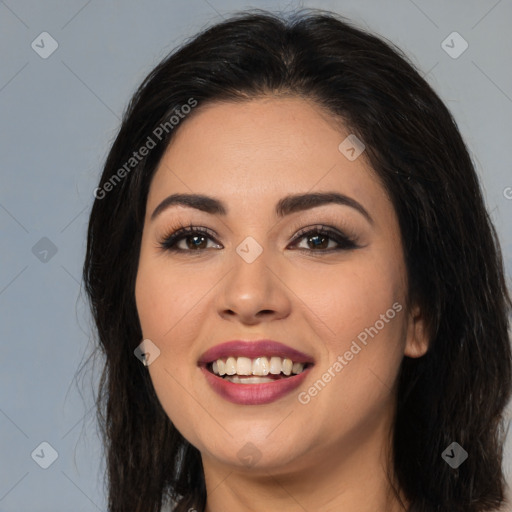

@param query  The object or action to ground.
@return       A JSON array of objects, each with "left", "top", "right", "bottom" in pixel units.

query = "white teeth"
[
  {"left": 225, "top": 375, "right": 275, "bottom": 384},
  {"left": 211, "top": 356, "right": 307, "bottom": 377},
  {"left": 269, "top": 356, "right": 282, "bottom": 375},
  {"left": 282, "top": 358, "right": 293, "bottom": 376},
  {"left": 292, "top": 362, "right": 304, "bottom": 374},
  {"left": 236, "top": 357, "right": 252, "bottom": 375},
  {"left": 252, "top": 357, "right": 269, "bottom": 376},
  {"left": 225, "top": 357, "right": 237, "bottom": 375}
]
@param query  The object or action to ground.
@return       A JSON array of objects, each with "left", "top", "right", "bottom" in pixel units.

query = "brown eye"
[
  {"left": 159, "top": 224, "right": 359, "bottom": 254},
  {"left": 289, "top": 226, "right": 359, "bottom": 252},
  {"left": 159, "top": 226, "right": 221, "bottom": 252}
]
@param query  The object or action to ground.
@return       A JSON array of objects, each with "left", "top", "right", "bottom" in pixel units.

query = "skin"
[{"left": 135, "top": 96, "right": 429, "bottom": 511}]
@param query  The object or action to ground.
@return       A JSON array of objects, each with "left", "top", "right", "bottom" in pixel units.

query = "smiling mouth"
[{"left": 205, "top": 356, "right": 313, "bottom": 384}]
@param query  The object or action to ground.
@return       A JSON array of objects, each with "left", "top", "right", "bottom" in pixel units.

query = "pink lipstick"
[{"left": 198, "top": 340, "right": 314, "bottom": 405}]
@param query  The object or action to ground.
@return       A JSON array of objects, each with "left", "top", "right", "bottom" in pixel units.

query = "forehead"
[{"left": 147, "top": 96, "right": 389, "bottom": 220}]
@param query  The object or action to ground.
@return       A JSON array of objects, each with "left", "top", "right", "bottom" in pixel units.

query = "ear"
[{"left": 404, "top": 303, "right": 429, "bottom": 358}]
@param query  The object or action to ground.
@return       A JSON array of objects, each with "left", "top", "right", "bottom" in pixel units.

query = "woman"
[{"left": 83, "top": 8, "right": 512, "bottom": 512}]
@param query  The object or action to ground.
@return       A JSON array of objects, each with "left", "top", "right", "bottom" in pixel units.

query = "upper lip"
[{"left": 198, "top": 340, "right": 315, "bottom": 365}]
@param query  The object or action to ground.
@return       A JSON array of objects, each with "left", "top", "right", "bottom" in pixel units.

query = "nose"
[{"left": 216, "top": 245, "right": 292, "bottom": 325}]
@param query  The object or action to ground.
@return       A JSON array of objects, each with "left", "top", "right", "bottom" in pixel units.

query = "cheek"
[
  {"left": 135, "top": 252, "right": 209, "bottom": 342},
  {"left": 293, "top": 253, "right": 407, "bottom": 409},
  {"left": 293, "top": 253, "right": 405, "bottom": 347},
  {"left": 135, "top": 256, "right": 210, "bottom": 445}
]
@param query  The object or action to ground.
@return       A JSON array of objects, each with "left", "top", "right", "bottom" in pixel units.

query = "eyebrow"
[{"left": 150, "top": 192, "right": 374, "bottom": 224}]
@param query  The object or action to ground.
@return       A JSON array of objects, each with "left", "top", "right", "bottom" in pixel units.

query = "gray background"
[{"left": 1, "top": 0, "right": 511, "bottom": 510}]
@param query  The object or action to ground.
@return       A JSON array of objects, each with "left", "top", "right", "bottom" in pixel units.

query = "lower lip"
[{"left": 200, "top": 365, "right": 312, "bottom": 405}]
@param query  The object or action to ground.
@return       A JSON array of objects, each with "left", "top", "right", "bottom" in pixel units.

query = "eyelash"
[{"left": 157, "top": 221, "right": 360, "bottom": 255}]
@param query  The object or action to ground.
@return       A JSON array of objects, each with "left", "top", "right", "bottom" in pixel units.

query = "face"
[{"left": 135, "top": 96, "right": 428, "bottom": 479}]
